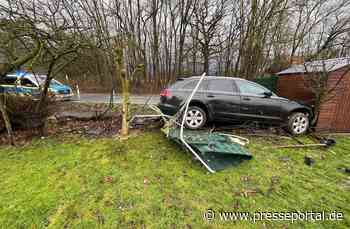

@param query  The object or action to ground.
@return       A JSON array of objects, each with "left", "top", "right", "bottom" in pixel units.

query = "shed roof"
[{"left": 277, "top": 57, "right": 350, "bottom": 75}]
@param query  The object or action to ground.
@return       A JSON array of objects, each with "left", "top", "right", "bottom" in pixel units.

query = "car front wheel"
[
  {"left": 184, "top": 106, "right": 207, "bottom": 130},
  {"left": 287, "top": 112, "right": 309, "bottom": 135}
]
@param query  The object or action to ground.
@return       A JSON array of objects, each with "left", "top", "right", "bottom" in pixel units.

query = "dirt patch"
[
  {"left": 53, "top": 114, "right": 122, "bottom": 137},
  {"left": 0, "top": 101, "right": 159, "bottom": 145},
  {"left": 0, "top": 114, "right": 122, "bottom": 145}
]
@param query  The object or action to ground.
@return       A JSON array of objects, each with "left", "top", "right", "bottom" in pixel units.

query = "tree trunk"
[
  {"left": 151, "top": 0, "right": 160, "bottom": 82},
  {"left": 115, "top": 42, "right": 129, "bottom": 139},
  {"left": 203, "top": 48, "right": 210, "bottom": 75},
  {"left": 121, "top": 79, "right": 129, "bottom": 137},
  {"left": 192, "top": 51, "right": 197, "bottom": 75},
  {"left": 178, "top": 36, "right": 185, "bottom": 76},
  {"left": 0, "top": 96, "right": 14, "bottom": 145},
  {"left": 311, "top": 100, "right": 321, "bottom": 126}
]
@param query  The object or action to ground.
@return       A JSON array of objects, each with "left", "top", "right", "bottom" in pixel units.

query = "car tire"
[
  {"left": 287, "top": 112, "right": 309, "bottom": 135},
  {"left": 184, "top": 106, "right": 207, "bottom": 130}
]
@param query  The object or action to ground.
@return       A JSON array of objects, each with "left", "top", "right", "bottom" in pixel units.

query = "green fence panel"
[{"left": 254, "top": 75, "right": 279, "bottom": 93}]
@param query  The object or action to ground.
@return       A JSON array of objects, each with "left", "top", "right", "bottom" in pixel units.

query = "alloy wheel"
[
  {"left": 292, "top": 115, "right": 308, "bottom": 134},
  {"left": 185, "top": 108, "right": 204, "bottom": 129}
]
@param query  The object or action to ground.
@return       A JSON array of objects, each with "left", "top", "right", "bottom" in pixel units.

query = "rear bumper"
[{"left": 158, "top": 103, "right": 178, "bottom": 116}]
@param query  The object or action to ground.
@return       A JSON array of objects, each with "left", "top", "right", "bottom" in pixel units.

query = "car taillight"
[{"left": 160, "top": 89, "right": 172, "bottom": 97}]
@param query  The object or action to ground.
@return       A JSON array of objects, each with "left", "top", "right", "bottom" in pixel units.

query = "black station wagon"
[{"left": 158, "top": 76, "right": 313, "bottom": 135}]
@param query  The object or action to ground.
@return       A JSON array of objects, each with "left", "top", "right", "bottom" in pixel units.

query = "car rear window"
[{"left": 208, "top": 79, "right": 236, "bottom": 93}]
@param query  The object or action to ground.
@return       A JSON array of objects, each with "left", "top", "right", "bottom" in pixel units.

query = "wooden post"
[
  {"left": 121, "top": 77, "right": 129, "bottom": 137},
  {"left": 76, "top": 84, "right": 80, "bottom": 100},
  {"left": 0, "top": 95, "right": 14, "bottom": 145},
  {"left": 115, "top": 41, "right": 129, "bottom": 138}
]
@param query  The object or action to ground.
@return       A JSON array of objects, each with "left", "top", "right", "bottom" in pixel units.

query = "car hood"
[
  {"left": 284, "top": 98, "right": 311, "bottom": 106},
  {"left": 277, "top": 96, "right": 313, "bottom": 112}
]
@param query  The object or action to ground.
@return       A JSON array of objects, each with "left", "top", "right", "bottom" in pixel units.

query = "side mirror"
[{"left": 263, "top": 91, "right": 273, "bottom": 98}]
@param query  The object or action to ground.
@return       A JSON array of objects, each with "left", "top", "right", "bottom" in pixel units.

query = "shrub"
[{"left": 0, "top": 94, "right": 56, "bottom": 129}]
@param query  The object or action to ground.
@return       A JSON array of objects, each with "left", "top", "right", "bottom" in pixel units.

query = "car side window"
[
  {"left": 208, "top": 79, "right": 236, "bottom": 93},
  {"left": 2, "top": 77, "right": 17, "bottom": 85},
  {"left": 169, "top": 80, "right": 185, "bottom": 89},
  {"left": 182, "top": 80, "right": 207, "bottom": 90},
  {"left": 20, "top": 78, "right": 35, "bottom": 87},
  {"left": 236, "top": 80, "right": 268, "bottom": 95}
]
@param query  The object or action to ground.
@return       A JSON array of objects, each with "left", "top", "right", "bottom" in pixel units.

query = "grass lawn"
[{"left": 0, "top": 131, "right": 349, "bottom": 228}]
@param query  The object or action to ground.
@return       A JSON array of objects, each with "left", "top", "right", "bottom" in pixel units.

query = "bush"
[{"left": 0, "top": 94, "right": 56, "bottom": 129}]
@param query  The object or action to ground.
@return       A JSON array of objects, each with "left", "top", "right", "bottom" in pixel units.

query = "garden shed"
[{"left": 276, "top": 57, "right": 350, "bottom": 132}]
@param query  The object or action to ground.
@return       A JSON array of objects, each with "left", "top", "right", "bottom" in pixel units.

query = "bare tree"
[
  {"left": 0, "top": 0, "right": 91, "bottom": 141},
  {"left": 302, "top": 58, "right": 350, "bottom": 125},
  {"left": 237, "top": 0, "right": 289, "bottom": 79},
  {"left": 190, "top": 0, "right": 227, "bottom": 74},
  {"left": 288, "top": 0, "right": 350, "bottom": 59}
]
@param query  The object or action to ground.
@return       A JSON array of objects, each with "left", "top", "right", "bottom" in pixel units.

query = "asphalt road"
[{"left": 74, "top": 93, "right": 160, "bottom": 105}]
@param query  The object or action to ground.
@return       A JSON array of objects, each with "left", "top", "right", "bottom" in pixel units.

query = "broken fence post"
[
  {"left": 76, "top": 84, "right": 80, "bottom": 100},
  {"left": 179, "top": 72, "right": 216, "bottom": 174}
]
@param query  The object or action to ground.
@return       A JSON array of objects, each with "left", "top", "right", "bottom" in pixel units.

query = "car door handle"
[
  {"left": 242, "top": 97, "right": 251, "bottom": 101},
  {"left": 207, "top": 94, "right": 215, "bottom": 98}
]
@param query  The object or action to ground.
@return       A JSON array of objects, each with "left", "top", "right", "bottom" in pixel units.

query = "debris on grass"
[
  {"left": 267, "top": 176, "right": 280, "bottom": 196},
  {"left": 340, "top": 178, "right": 350, "bottom": 190},
  {"left": 166, "top": 129, "right": 252, "bottom": 172},
  {"left": 240, "top": 176, "right": 251, "bottom": 182},
  {"left": 129, "top": 115, "right": 163, "bottom": 130},
  {"left": 234, "top": 188, "right": 263, "bottom": 198},
  {"left": 143, "top": 177, "right": 150, "bottom": 185},
  {"left": 279, "top": 156, "right": 291, "bottom": 162},
  {"left": 104, "top": 176, "right": 114, "bottom": 184},
  {"left": 338, "top": 167, "right": 350, "bottom": 174},
  {"left": 304, "top": 156, "right": 315, "bottom": 166},
  {"left": 271, "top": 137, "right": 336, "bottom": 149}
]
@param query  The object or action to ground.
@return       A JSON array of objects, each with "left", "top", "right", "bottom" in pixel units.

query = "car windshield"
[
  {"left": 31, "top": 75, "right": 62, "bottom": 87},
  {"left": 50, "top": 79, "right": 62, "bottom": 86}
]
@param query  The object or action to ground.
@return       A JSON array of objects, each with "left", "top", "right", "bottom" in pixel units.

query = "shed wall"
[
  {"left": 276, "top": 74, "right": 315, "bottom": 105},
  {"left": 331, "top": 69, "right": 350, "bottom": 131},
  {"left": 277, "top": 69, "right": 350, "bottom": 132}
]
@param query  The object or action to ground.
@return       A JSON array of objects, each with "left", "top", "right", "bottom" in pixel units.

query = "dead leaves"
[
  {"left": 104, "top": 176, "right": 114, "bottom": 184},
  {"left": 234, "top": 175, "right": 281, "bottom": 198},
  {"left": 143, "top": 177, "right": 150, "bottom": 185}
]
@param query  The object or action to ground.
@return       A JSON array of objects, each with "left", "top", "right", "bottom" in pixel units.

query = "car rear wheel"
[
  {"left": 287, "top": 112, "right": 309, "bottom": 135},
  {"left": 184, "top": 106, "right": 207, "bottom": 130}
]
